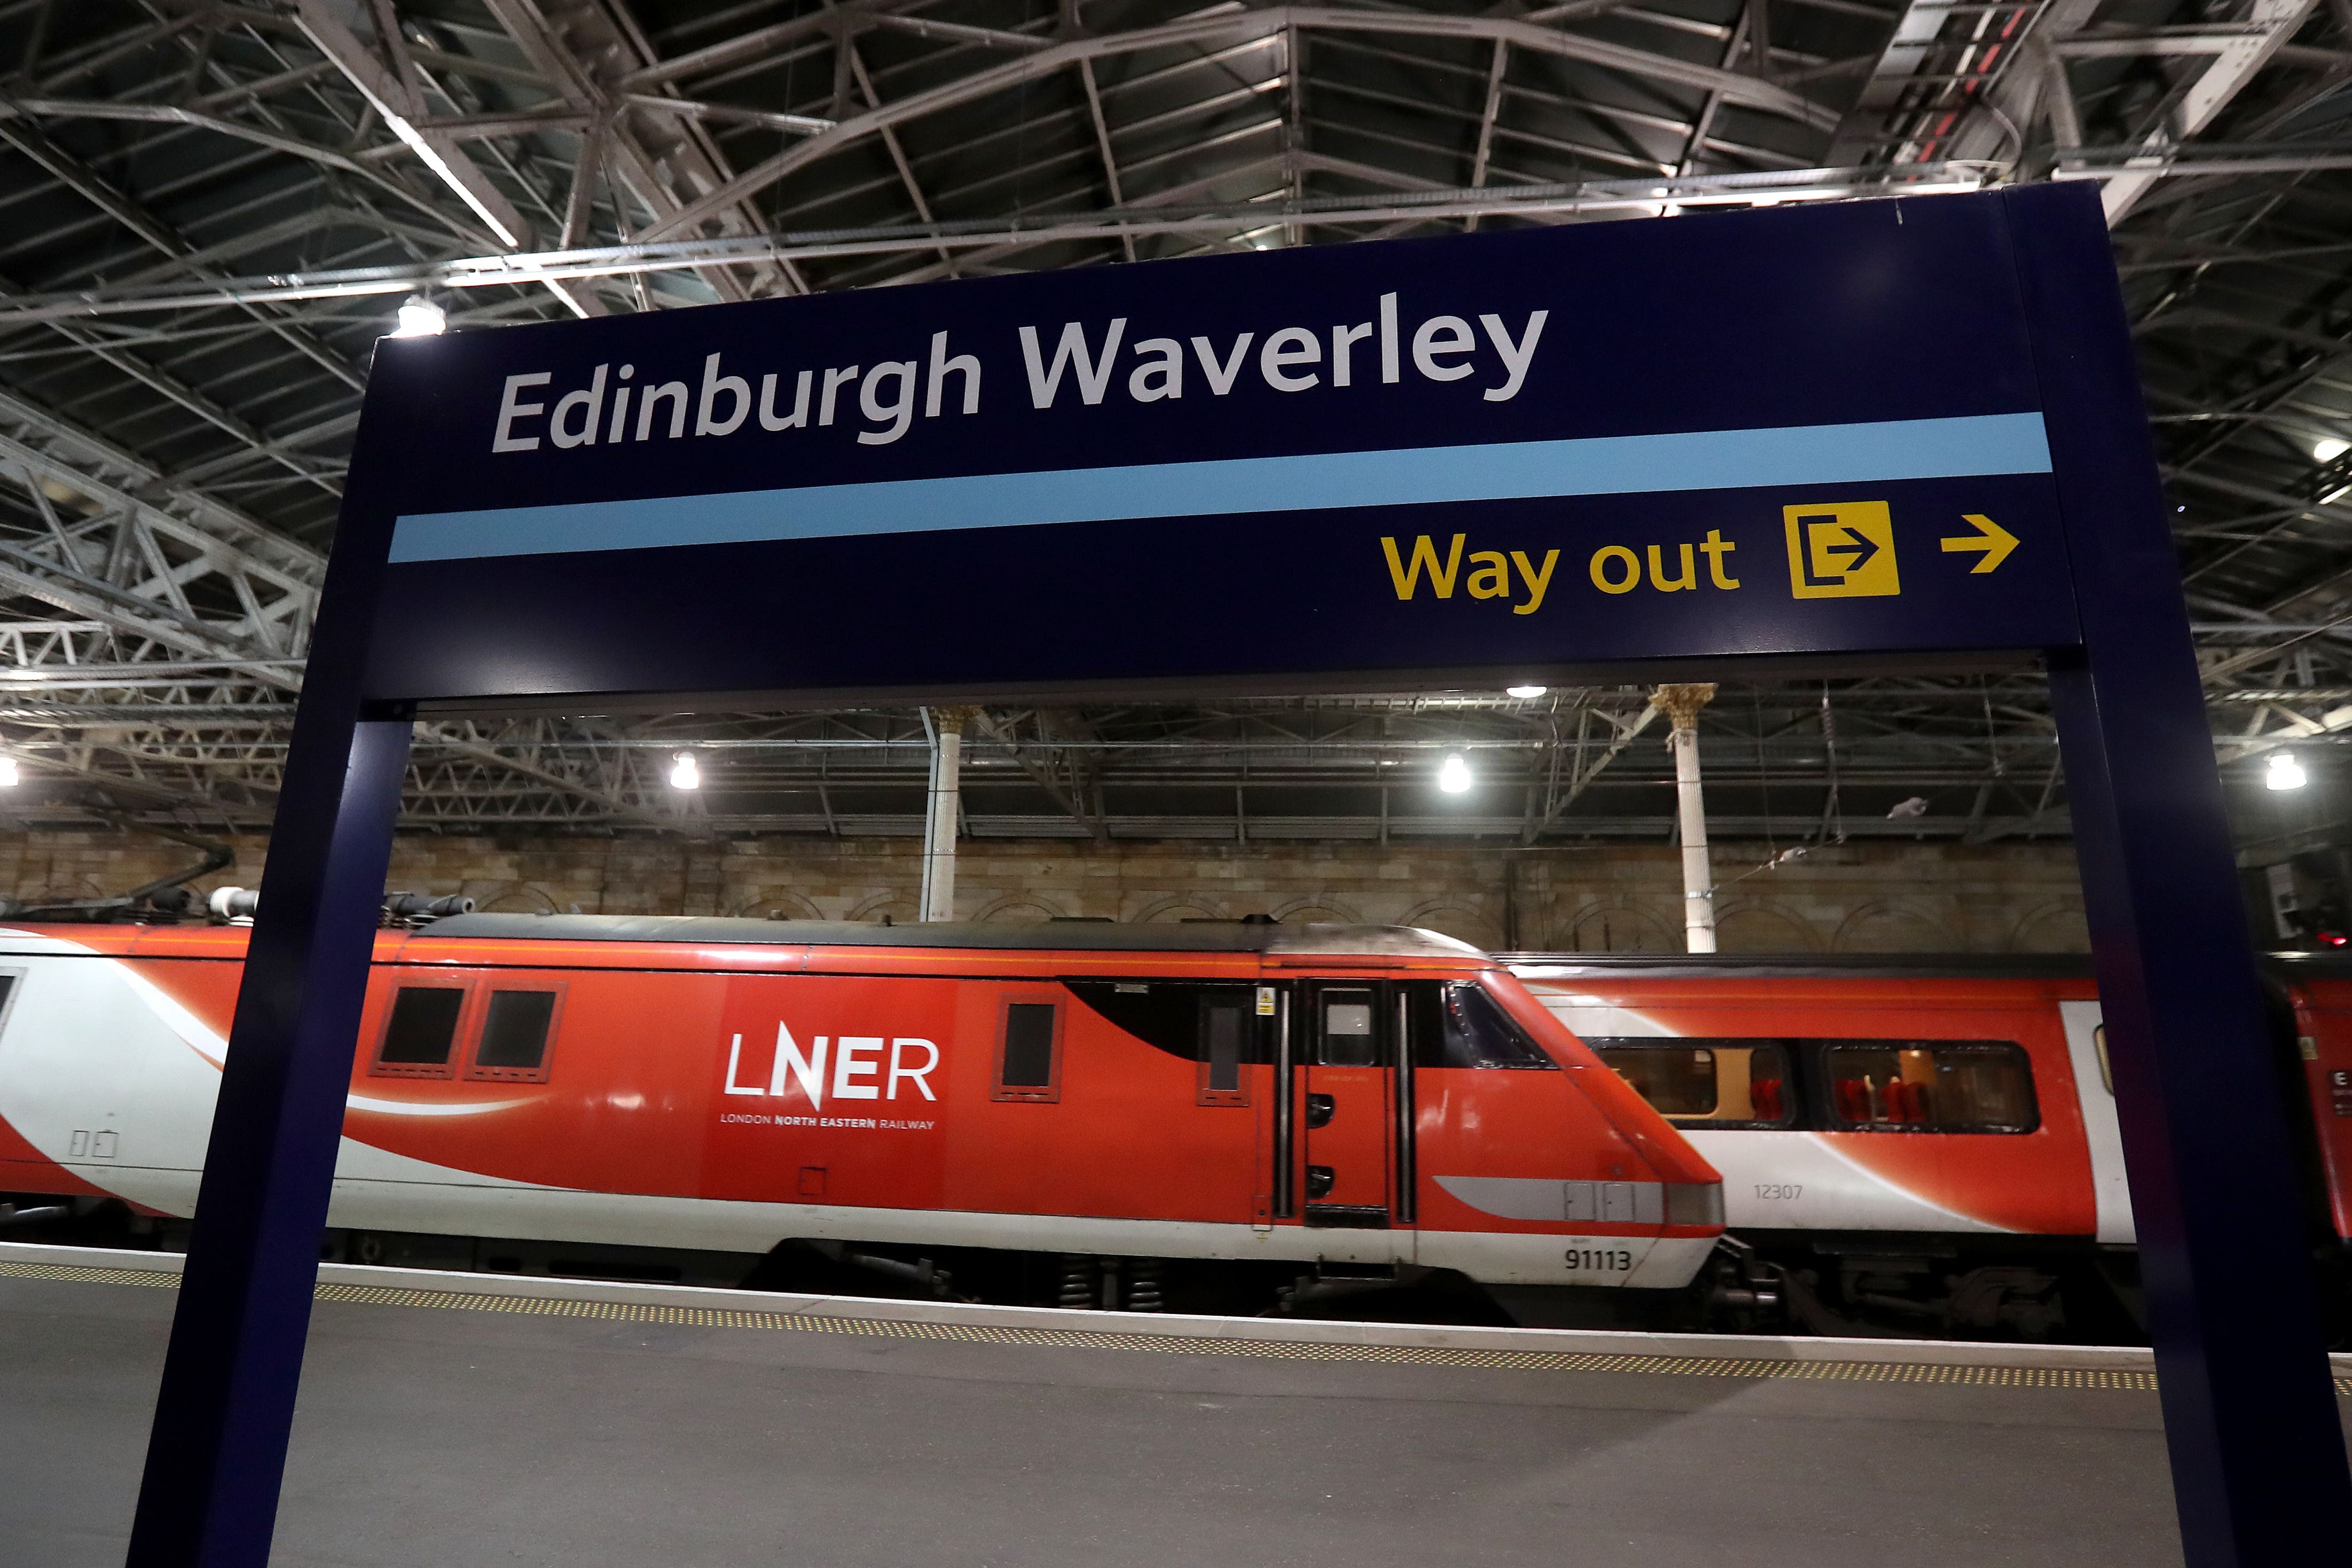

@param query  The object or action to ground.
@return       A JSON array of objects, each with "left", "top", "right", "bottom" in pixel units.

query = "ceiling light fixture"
[
  {"left": 1438, "top": 754, "right": 1473, "bottom": 794},
  {"left": 2268, "top": 751, "right": 2308, "bottom": 791},
  {"left": 669, "top": 751, "right": 701, "bottom": 790},
  {"left": 2317, "top": 437, "right": 2350, "bottom": 464},
  {"left": 392, "top": 294, "right": 446, "bottom": 338},
  {"left": 1506, "top": 684, "right": 1547, "bottom": 699},
  {"left": 0, "top": 756, "right": 18, "bottom": 787}
]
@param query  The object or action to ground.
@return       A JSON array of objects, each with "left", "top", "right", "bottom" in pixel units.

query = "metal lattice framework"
[{"left": 0, "top": 0, "right": 2347, "bottom": 853}]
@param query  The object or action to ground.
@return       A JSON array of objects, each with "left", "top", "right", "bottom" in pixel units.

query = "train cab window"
[
  {"left": 1318, "top": 990, "right": 1379, "bottom": 1066},
  {"left": 995, "top": 999, "right": 1061, "bottom": 1102},
  {"left": 1587, "top": 1039, "right": 1793, "bottom": 1126},
  {"left": 1198, "top": 994, "right": 1250, "bottom": 1106},
  {"left": 373, "top": 987, "right": 465, "bottom": 1078},
  {"left": 467, "top": 989, "right": 561, "bottom": 1083},
  {"left": 1821, "top": 1041, "right": 2037, "bottom": 1133},
  {"left": 1412, "top": 984, "right": 1559, "bottom": 1070}
]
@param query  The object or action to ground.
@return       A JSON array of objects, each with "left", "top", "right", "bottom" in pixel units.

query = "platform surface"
[{"left": 5, "top": 1250, "right": 2349, "bottom": 1568}]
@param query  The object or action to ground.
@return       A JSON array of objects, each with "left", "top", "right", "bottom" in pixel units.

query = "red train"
[
  {"left": 0, "top": 915, "right": 1724, "bottom": 1319},
  {"left": 11, "top": 911, "right": 2345, "bottom": 1340},
  {"left": 1509, "top": 952, "right": 2352, "bottom": 1342}
]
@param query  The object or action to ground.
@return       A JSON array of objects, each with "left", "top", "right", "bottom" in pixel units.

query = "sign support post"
[
  {"left": 124, "top": 716, "right": 408, "bottom": 1568},
  {"left": 122, "top": 462, "right": 414, "bottom": 1568},
  {"left": 2014, "top": 183, "right": 2352, "bottom": 1561}
]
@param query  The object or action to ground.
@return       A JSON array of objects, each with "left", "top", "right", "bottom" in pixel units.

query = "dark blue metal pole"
[
  {"left": 2009, "top": 181, "right": 2351, "bottom": 1564},
  {"left": 122, "top": 715, "right": 409, "bottom": 1568},
  {"left": 122, "top": 341, "right": 418, "bottom": 1568}
]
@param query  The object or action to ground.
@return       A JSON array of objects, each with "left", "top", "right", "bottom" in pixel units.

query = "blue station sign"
[
  {"left": 135, "top": 181, "right": 2352, "bottom": 1568},
  {"left": 352, "top": 190, "right": 2082, "bottom": 705}
]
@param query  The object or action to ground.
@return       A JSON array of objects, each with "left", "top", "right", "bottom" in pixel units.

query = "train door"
[
  {"left": 1299, "top": 982, "right": 1400, "bottom": 1226},
  {"left": 2058, "top": 1000, "right": 2134, "bottom": 1244},
  {"left": 2283, "top": 986, "right": 2352, "bottom": 1244}
]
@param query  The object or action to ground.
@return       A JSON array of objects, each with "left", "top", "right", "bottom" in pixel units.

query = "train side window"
[
  {"left": 372, "top": 986, "right": 466, "bottom": 1079},
  {"left": 1197, "top": 994, "right": 1251, "bottom": 1106},
  {"left": 1820, "top": 1041, "right": 2038, "bottom": 1133},
  {"left": 995, "top": 999, "right": 1062, "bottom": 1102},
  {"left": 1446, "top": 984, "right": 1556, "bottom": 1069},
  {"left": 1586, "top": 1039, "right": 1793, "bottom": 1126},
  {"left": 1318, "top": 989, "right": 1379, "bottom": 1066},
  {"left": 466, "top": 987, "right": 562, "bottom": 1084}
]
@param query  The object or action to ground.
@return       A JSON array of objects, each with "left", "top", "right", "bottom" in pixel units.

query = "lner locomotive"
[{"left": 0, "top": 914, "right": 1723, "bottom": 1319}]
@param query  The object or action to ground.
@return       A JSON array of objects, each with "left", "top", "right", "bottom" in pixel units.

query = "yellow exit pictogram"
[{"left": 1784, "top": 501, "right": 1900, "bottom": 599}]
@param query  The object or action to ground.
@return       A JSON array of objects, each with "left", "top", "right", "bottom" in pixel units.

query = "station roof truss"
[{"left": 0, "top": 0, "right": 2346, "bottom": 858}]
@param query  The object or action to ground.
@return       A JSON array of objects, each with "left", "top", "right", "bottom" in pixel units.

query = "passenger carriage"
[{"left": 1511, "top": 952, "right": 2352, "bottom": 1340}]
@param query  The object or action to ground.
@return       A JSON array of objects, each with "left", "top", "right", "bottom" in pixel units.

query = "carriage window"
[
  {"left": 996, "top": 1001, "right": 1060, "bottom": 1101},
  {"left": 373, "top": 987, "right": 465, "bottom": 1078},
  {"left": 1588, "top": 1039, "right": 1792, "bottom": 1125},
  {"left": 1198, "top": 995, "right": 1250, "bottom": 1105},
  {"left": 468, "top": 990, "right": 559, "bottom": 1083},
  {"left": 1319, "top": 990, "right": 1378, "bottom": 1066},
  {"left": 1821, "top": 1041, "right": 2037, "bottom": 1133}
]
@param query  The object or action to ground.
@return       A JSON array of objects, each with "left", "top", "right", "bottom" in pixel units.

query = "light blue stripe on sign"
[{"left": 389, "top": 412, "right": 2051, "bottom": 565}]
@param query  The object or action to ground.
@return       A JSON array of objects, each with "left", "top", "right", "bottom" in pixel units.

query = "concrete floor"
[{"left": 5, "top": 1273, "right": 2347, "bottom": 1568}]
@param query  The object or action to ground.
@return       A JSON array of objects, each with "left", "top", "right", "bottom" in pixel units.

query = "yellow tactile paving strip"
[{"left": 9, "top": 1257, "right": 2347, "bottom": 1394}]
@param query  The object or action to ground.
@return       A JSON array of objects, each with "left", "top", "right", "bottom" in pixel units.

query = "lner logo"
[{"left": 1783, "top": 501, "right": 1900, "bottom": 599}]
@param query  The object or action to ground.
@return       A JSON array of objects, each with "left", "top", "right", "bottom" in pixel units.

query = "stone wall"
[{"left": 0, "top": 828, "right": 2088, "bottom": 954}]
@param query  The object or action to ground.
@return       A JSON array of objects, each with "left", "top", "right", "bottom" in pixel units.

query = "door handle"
[
  {"left": 1306, "top": 1165, "right": 1336, "bottom": 1199},
  {"left": 1306, "top": 1093, "right": 1335, "bottom": 1128}
]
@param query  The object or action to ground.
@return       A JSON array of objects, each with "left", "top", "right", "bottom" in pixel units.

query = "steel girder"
[{"left": 0, "top": 0, "right": 2345, "bottom": 845}]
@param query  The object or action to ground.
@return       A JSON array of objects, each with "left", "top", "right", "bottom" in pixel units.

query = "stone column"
[
  {"left": 1653, "top": 683, "right": 1718, "bottom": 953},
  {"left": 918, "top": 706, "right": 978, "bottom": 922}
]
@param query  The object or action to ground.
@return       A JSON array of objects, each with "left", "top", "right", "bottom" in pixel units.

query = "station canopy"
[{"left": 0, "top": 1, "right": 2345, "bottom": 849}]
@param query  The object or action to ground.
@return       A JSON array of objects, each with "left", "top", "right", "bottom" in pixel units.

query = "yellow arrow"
[{"left": 1941, "top": 513, "right": 2018, "bottom": 574}]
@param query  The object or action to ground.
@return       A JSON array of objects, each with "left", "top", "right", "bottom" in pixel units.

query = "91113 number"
[{"left": 1564, "top": 1247, "right": 1635, "bottom": 1272}]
